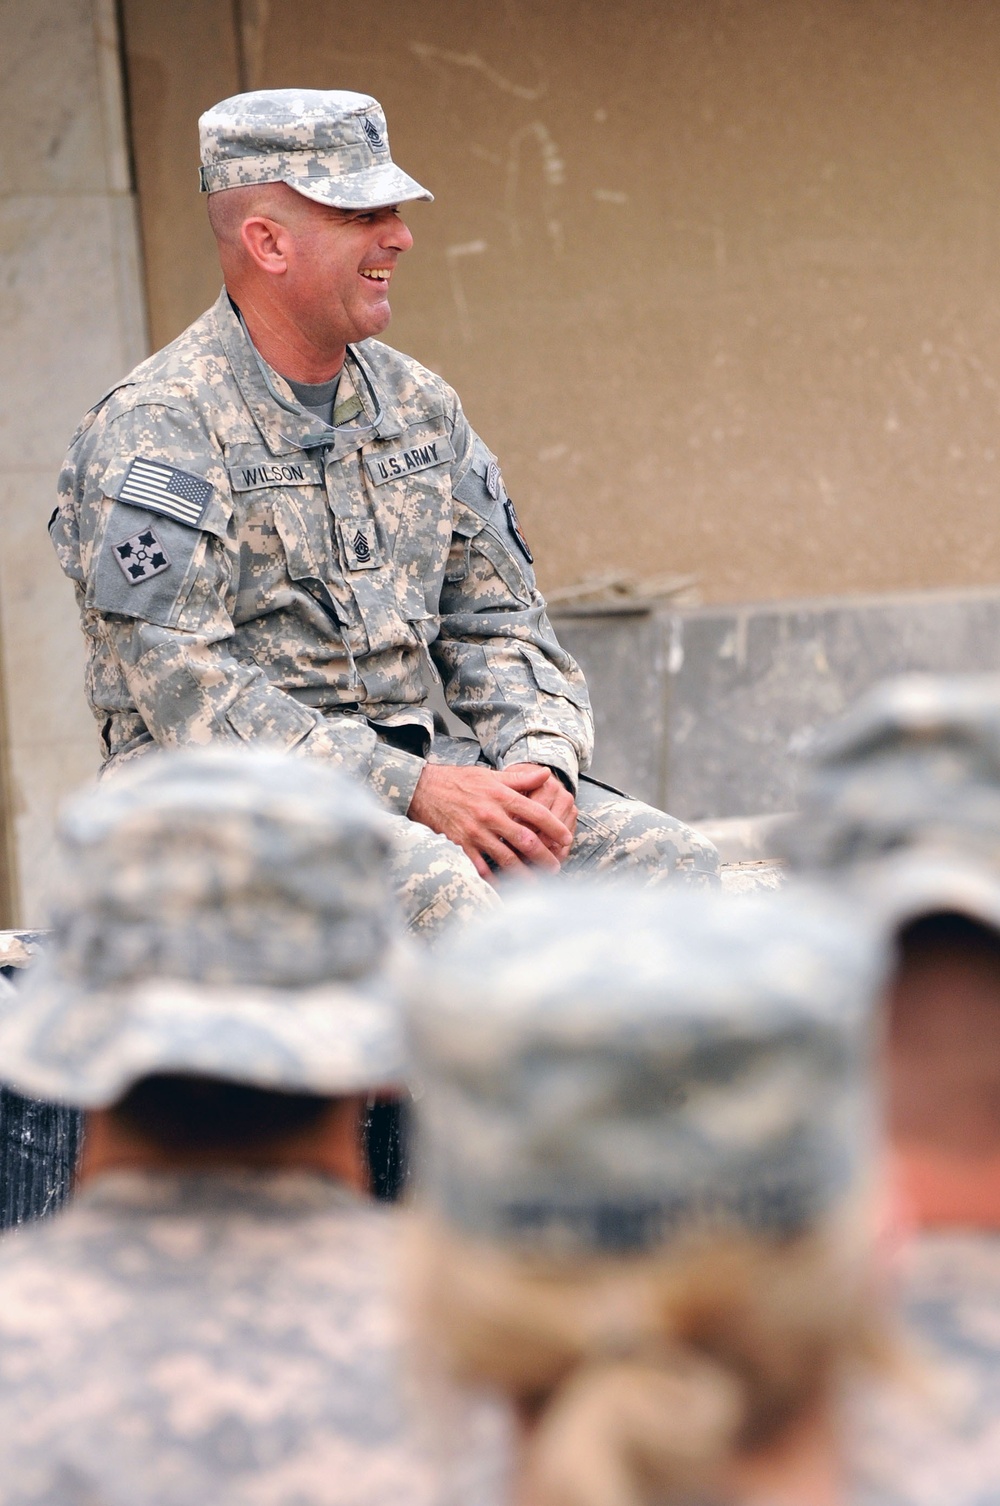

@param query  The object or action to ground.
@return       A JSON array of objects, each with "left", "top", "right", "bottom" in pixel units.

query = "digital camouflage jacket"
[
  {"left": 849, "top": 1231, "right": 1000, "bottom": 1505},
  {"left": 0, "top": 1171, "right": 504, "bottom": 1505},
  {"left": 51, "top": 292, "right": 593, "bottom": 812}
]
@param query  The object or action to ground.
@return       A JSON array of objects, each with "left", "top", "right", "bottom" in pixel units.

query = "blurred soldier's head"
[
  {"left": 198, "top": 89, "right": 432, "bottom": 350},
  {"left": 0, "top": 747, "right": 406, "bottom": 1189},
  {"left": 407, "top": 883, "right": 887, "bottom": 1506},
  {"left": 781, "top": 673, "right": 1000, "bottom": 1229}
]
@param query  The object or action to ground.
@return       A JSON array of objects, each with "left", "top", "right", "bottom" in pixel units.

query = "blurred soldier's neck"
[
  {"left": 889, "top": 915, "right": 1000, "bottom": 1229},
  {"left": 718, "top": 1401, "right": 843, "bottom": 1506},
  {"left": 78, "top": 1096, "right": 370, "bottom": 1194}
]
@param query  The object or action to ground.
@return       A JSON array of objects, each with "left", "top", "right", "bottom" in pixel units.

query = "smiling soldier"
[{"left": 50, "top": 89, "right": 718, "bottom": 937}]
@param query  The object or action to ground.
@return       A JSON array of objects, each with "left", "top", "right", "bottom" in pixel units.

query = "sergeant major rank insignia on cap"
[{"left": 362, "top": 116, "right": 384, "bottom": 151}]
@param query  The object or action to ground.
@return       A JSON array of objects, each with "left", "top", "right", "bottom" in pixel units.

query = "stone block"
[{"left": 553, "top": 585, "right": 1000, "bottom": 822}]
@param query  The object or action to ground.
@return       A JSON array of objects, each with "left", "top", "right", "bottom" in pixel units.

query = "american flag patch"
[{"left": 117, "top": 457, "right": 212, "bottom": 528}]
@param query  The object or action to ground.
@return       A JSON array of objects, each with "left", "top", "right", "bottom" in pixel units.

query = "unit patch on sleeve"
[
  {"left": 113, "top": 526, "right": 171, "bottom": 585},
  {"left": 365, "top": 437, "right": 456, "bottom": 486},
  {"left": 504, "top": 498, "right": 534, "bottom": 563},
  {"left": 116, "top": 457, "right": 212, "bottom": 527},
  {"left": 486, "top": 461, "right": 502, "bottom": 501}
]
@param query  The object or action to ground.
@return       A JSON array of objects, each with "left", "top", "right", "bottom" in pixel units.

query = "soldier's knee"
[
  {"left": 571, "top": 796, "right": 720, "bottom": 887},
  {"left": 387, "top": 821, "right": 499, "bottom": 942}
]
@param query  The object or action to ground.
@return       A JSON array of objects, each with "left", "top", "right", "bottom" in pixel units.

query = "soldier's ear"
[{"left": 240, "top": 215, "right": 290, "bottom": 277}]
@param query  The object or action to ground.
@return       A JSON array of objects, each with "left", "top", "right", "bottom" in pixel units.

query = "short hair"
[
  {"left": 110, "top": 1074, "right": 334, "bottom": 1153},
  {"left": 897, "top": 910, "right": 1000, "bottom": 958},
  {"left": 206, "top": 181, "right": 308, "bottom": 248}
]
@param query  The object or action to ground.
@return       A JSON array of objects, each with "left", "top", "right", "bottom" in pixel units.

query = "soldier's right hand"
[{"left": 407, "top": 763, "right": 573, "bottom": 884}]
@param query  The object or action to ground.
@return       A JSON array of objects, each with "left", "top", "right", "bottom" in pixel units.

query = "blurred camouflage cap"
[
  {"left": 779, "top": 673, "right": 1000, "bottom": 930},
  {"left": 408, "top": 882, "right": 886, "bottom": 1258},
  {"left": 0, "top": 748, "right": 407, "bottom": 1106},
  {"left": 198, "top": 88, "right": 433, "bottom": 208}
]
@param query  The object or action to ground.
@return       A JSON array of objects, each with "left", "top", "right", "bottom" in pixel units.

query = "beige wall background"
[
  {"left": 121, "top": 0, "right": 1000, "bottom": 606},
  {"left": 0, "top": 0, "right": 147, "bottom": 925},
  {"left": 5, "top": 0, "right": 1000, "bottom": 920}
]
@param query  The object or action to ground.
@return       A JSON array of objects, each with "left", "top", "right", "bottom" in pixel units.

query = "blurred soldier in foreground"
[
  {"left": 49, "top": 87, "right": 718, "bottom": 941},
  {"left": 0, "top": 748, "right": 447, "bottom": 1505},
  {"left": 781, "top": 674, "right": 1000, "bottom": 1504},
  {"left": 406, "top": 883, "right": 889, "bottom": 1506}
]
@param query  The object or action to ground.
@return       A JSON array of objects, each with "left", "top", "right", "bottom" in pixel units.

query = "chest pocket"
[{"left": 324, "top": 423, "right": 455, "bottom": 649}]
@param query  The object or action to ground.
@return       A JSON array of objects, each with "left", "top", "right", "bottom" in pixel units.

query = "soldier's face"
[{"left": 284, "top": 199, "right": 414, "bottom": 348}]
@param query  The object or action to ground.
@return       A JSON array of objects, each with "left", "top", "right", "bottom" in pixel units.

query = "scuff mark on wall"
[
  {"left": 505, "top": 121, "right": 565, "bottom": 255},
  {"left": 410, "top": 40, "right": 546, "bottom": 101},
  {"left": 445, "top": 239, "right": 488, "bottom": 344},
  {"left": 232, "top": 0, "right": 270, "bottom": 91}
]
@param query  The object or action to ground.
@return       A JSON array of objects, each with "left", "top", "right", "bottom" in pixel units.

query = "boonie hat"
[
  {"left": 0, "top": 747, "right": 407, "bottom": 1106},
  {"left": 199, "top": 88, "right": 433, "bottom": 208},
  {"left": 780, "top": 673, "right": 1000, "bottom": 931},
  {"left": 408, "top": 882, "right": 886, "bottom": 1258}
]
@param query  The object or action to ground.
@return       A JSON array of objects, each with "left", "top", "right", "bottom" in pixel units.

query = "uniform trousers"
[
  {"left": 388, "top": 766, "right": 720, "bottom": 941},
  {"left": 103, "top": 729, "right": 720, "bottom": 941}
]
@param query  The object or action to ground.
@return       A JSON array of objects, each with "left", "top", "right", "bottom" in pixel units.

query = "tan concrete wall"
[
  {"left": 0, "top": 0, "right": 148, "bottom": 924},
  {"left": 119, "top": 0, "right": 1000, "bottom": 608}
]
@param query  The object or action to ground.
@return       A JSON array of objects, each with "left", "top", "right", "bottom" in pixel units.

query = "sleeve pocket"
[
  {"left": 519, "top": 644, "right": 591, "bottom": 709},
  {"left": 225, "top": 677, "right": 318, "bottom": 747},
  {"left": 89, "top": 502, "right": 211, "bottom": 626}
]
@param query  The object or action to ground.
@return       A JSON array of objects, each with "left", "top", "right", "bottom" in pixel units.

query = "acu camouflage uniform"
[
  {"left": 783, "top": 673, "right": 1000, "bottom": 1503},
  {"left": 0, "top": 749, "right": 503, "bottom": 1504},
  {"left": 849, "top": 1232, "right": 1000, "bottom": 1506},
  {"left": 0, "top": 1173, "right": 454, "bottom": 1506},
  {"left": 49, "top": 89, "right": 717, "bottom": 937}
]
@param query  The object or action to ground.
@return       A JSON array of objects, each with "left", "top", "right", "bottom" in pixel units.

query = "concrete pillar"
[{"left": 0, "top": 0, "right": 148, "bottom": 924}]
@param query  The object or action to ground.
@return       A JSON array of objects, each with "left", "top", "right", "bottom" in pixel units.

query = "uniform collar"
[{"left": 212, "top": 288, "right": 403, "bottom": 456}]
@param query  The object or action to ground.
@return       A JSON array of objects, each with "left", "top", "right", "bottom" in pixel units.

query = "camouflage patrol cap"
[
  {"left": 0, "top": 748, "right": 407, "bottom": 1106},
  {"left": 409, "top": 882, "right": 886, "bottom": 1258},
  {"left": 198, "top": 88, "right": 433, "bottom": 208},
  {"left": 779, "top": 673, "right": 1000, "bottom": 930}
]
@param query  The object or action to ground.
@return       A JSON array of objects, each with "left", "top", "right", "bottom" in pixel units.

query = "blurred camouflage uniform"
[
  {"left": 410, "top": 881, "right": 885, "bottom": 1256},
  {"left": 779, "top": 673, "right": 1000, "bottom": 930},
  {"left": 781, "top": 673, "right": 1000, "bottom": 1504},
  {"left": 406, "top": 884, "right": 885, "bottom": 1505},
  {"left": 0, "top": 749, "right": 483, "bottom": 1505},
  {"left": 849, "top": 1232, "right": 1000, "bottom": 1506},
  {"left": 49, "top": 89, "right": 717, "bottom": 938}
]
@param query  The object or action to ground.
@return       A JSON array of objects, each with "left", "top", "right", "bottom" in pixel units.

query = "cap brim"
[
  {"left": 857, "top": 848, "right": 1000, "bottom": 935},
  {"left": 285, "top": 161, "right": 433, "bottom": 210},
  {"left": 0, "top": 959, "right": 407, "bottom": 1107}
]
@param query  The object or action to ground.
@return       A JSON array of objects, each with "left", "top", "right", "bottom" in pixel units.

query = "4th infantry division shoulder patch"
[{"left": 113, "top": 526, "right": 171, "bottom": 585}]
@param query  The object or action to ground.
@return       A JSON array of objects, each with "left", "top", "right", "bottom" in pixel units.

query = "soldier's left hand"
[{"left": 499, "top": 763, "right": 578, "bottom": 855}]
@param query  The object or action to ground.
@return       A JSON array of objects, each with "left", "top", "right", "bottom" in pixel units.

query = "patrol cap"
[
  {"left": 0, "top": 747, "right": 407, "bottom": 1106},
  {"left": 198, "top": 88, "right": 433, "bottom": 208},
  {"left": 408, "top": 882, "right": 886, "bottom": 1258},
  {"left": 779, "top": 673, "right": 1000, "bottom": 931}
]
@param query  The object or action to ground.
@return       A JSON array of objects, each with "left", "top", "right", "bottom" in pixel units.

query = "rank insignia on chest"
[
  {"left": 338, "top": 518, "right": 382, "bottom": 571},
  {"left": 504, "top": 498, "right": 534, "bottom": 563},
  {"left": 112, "top": 526, "right": 171, "bottom": 584}
]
